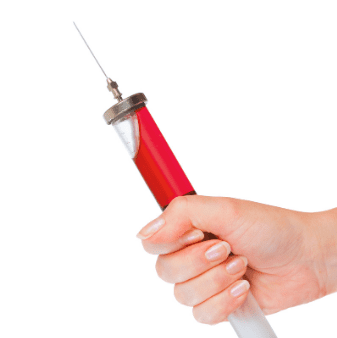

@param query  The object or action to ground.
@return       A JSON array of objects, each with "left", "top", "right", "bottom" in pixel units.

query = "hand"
[{"left": 136, "top": 195, "right": 337, "bottom": 325}]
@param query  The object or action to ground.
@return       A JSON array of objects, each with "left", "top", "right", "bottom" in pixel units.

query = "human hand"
[{"left": 136, "top": 195, "right": 337, "bottom": 325}]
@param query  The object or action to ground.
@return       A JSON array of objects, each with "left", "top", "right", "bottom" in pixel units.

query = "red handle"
[
  {"left": 133, "top": 106, "right": 217, "bottom": 241},
  {"left": 133, "top": 106, "right": 195, "bottom": 210}
]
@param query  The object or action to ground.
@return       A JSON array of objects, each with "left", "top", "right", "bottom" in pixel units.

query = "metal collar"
[{"left": 103, "top": 93, "right": 147, "bottom": 125}]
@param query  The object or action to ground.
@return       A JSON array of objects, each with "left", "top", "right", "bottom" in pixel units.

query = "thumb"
[{"left": 136, "top": 195, "right": 242, "bottom": 244}]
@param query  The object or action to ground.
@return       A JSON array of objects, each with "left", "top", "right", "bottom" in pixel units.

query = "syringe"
[{"left": 74, "top": 23, "right": 278, "bottom": 338}]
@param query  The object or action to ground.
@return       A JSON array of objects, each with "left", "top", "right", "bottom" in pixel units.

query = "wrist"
[{"left": 310, "top": 208, "right": 337, "bottom": 297}]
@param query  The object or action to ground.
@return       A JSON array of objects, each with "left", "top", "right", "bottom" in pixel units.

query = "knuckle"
[
  {"left": 173, "top": 284, "right": 185, "bottom": 304},
  {"left": 221, "top": 197, "right": 241, "bottom": 221},
  {"left": 192, "top": 307, "right": 203, "bottom": 323},
  {"left": 141, "top": 241, "right": 155, "bottom": 254},
  {"left": 192, "top": 307, "right": 219, "bottom": 325},
  {"left": 155, "top": 256, "right": 165, "bottom": 280},
  {"left": 167, "top": 196, "right": 187, "bottom": 213},
  {"left": 155, "top": 256, "right": 174, "bottom": 283},
  {"left": 174, "top": 284, "right": 195, "bottom": 306},
  {"left": 212, "top": 264, "right": 227, "bottom": 289}
]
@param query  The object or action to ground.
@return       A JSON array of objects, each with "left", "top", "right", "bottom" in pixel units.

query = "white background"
[{"left": 0, "top": 1, "right": 336, "bottom": 337}]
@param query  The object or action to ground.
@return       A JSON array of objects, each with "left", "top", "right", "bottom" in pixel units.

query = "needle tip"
[{"left": 73, "top": 22, "right": 109, "bottom": 79}]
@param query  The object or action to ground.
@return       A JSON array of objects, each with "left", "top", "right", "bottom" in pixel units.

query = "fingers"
[
  {"left": 137, "top": 195, "right": 253, "bottom": 325},
  {"left": 142, "top": 228, "right": 204, "bottom": 255},
  {"left": 192, "top": 279, "right": 250, "bottom": 325},
  {"left": 155, "top": 239, "right": 231, "bottom": 284},
  {"left": 173, "top": 255, "right": 248, "bottom": 307},
  {"left": 154, "top": 236, "right": 250, "bottom": 325},
  {"left": 136, "top": 195, "right": 243, "bottom": 245}
]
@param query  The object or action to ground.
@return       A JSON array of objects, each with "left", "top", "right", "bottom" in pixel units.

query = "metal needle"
[
  {"left": 73, "top": 22, "right": 123, "bottom": 101},
  {"left": 73, "top": 22, "right": 108, "bottom": 79}
]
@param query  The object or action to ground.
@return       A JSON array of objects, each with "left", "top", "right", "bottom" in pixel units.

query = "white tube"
[{"left": 227, "top": 291, "right": 277, "bottom": 338}]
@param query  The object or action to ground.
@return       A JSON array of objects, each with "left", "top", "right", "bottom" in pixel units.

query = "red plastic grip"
[{"left": 133, "top": 106, "right": 195, "bottom": 209}]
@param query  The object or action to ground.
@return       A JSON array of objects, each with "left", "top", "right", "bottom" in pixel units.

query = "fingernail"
[
  {"left": 230, "top": 280, "right": 250, "bottom": 298},
  {"left": 181, "top": 229, "right": 204, "bottom": 244},
  {"left": 226, "top": 256, "right": 248, "bottom": 275},
  {"left": 205, "top": 241, "right": 231, "bottom": 261},
  {"left": 136, "top": 217, "right": 165, "bottom": 239}
]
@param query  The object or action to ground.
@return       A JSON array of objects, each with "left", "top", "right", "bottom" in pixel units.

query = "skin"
[{"left": 136, "top": 195, "right": 337, "bottom": 325}]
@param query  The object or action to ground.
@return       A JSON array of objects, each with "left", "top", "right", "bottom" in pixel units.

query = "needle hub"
[{"left": 107, "top": 78, "right": 123, "bottom": 102}]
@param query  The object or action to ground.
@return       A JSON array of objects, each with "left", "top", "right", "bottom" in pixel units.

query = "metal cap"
[{"left": 103, "top": 93, "right": 147, "bottom": 125}]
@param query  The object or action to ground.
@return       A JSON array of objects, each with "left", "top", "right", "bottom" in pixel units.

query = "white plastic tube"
[{"left": 227, "top": 290, "right": 277, "bottom": 338}]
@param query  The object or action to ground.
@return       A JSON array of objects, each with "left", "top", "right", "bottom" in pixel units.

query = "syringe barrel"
[
  {"left": 108, "top": 100, "right": 277, "bottom": 338},
  {"left": 112, "top": 105, "right": 195, "bottom": 210}
]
